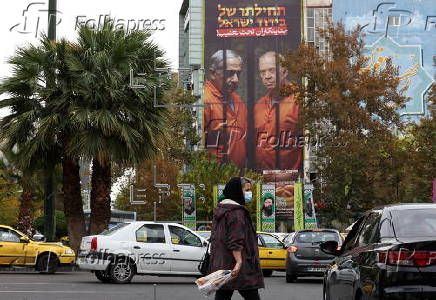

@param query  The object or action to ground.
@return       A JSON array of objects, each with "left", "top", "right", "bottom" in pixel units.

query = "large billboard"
[
  {"left": 203, "top": 0, "right": 303, "bottom": 175},
  {"left": 333, "top": 0, "right": 435, "bottom": 119}
]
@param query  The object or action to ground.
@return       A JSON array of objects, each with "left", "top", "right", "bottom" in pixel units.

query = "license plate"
[{"left": 306, "top": 267, "right": 325, "bottom": 272}]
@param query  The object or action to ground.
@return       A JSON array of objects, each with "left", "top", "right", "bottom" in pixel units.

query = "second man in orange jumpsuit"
[{"left": 254, "top": 51, "right": 302, "bottom": 171}]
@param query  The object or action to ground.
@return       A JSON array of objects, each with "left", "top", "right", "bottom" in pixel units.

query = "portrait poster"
[
  {"left": 182, "top": 186, "right": 196, "bottom": 230},
  {"left": 303, "top": 184, "right": 318, "bottom": 229},
  {"left": 203, "top": 0, "right": 303, "bottom": 174},
  {"left": 258, "top": 184, "right": 276, "bottom": 232}
]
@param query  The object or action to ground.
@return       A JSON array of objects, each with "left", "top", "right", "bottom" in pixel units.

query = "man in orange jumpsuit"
[
  {"left": 204, "top": 50, "right": 247, "bottom": 169},
  {"left": 254, "top": 51, "right": 302, "bottom": 171}
]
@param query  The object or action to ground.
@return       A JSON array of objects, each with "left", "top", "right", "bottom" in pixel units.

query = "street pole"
[
  {"left": 153, "top": 202, "right": 157, "bottom": 222},
  {"left": 48, "top": 0, "right": 57, "bottom": 39},
  {"left": 44, "top": 0, "right": 57, "bottom": 241}
]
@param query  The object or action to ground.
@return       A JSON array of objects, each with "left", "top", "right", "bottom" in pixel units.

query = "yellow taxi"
[
  {"left": 257, "top": 232, "right": 287, "bottom": 277},
  {"left": 0, "top": 225, "right": 75, "bottom": 273}
]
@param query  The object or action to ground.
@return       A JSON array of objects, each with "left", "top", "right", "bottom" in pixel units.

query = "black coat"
[{"left": 209, "top": 200, "right": 265, "bottom": 291}]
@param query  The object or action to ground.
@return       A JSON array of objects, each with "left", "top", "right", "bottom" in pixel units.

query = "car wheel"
[
  {"left": 262, "top": 270, "right": 273, "bottom": 277},
  {"left": 286, "top": 272, "right": 297, "bottom": 283},
  {"left": 95, "top": 270, "right": 112, "bottom": 283},
  {"left": 36, "top": 253, "right": 59, "bottom": 274},
  {"left": 108, "top": 257, "right": 135, "bottom": 284}
]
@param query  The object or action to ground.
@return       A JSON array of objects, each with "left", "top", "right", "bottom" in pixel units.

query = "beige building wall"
[{"left": 306, "top": 0, "right": 332, "bottom": 6}]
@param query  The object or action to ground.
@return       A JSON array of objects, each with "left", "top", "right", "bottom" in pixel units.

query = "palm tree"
[
  {"left": 66, "top": 25, "right": 170, "bottom": 234},
  {"left": 1, "top": 24, "right": 170, "bottom": 246},
  {"left": 0, "top": 37, "right": 86, "bottom": 251}
]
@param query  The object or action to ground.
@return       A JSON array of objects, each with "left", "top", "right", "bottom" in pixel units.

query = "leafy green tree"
[
  {"left": 282, "top": 24, "right": 407, "bottom": 225},
  {"left": 399, "top": 83, "right": 435, "bottom": 203},
  {"left": 114, "top": 80, "right": 199, "bottom": 222},
  {"left": 114, "top": 156, "right": 182, "bottom": 222},
  {"left": 1, "top": 24, "right": 171, "bottom": 248},
  {"left": 33, "top": 210, "right": 67, "bottom": 240},
  {"left": 0, "top": 166, "right": 20, "bottom": 225},
  {"left": 0, "top": 37, "right": 85, "bottom": 250},
  {"left": 164, "top": 85, "right": 201, "bottom": 162},
  {"left": 67, "top": 25, "right": 170, "bottom": 234},
  {"left": 178, "top": 152, "right": 262, "bottom": 221}
]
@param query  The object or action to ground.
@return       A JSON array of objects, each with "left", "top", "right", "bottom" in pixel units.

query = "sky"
[
  {"left": 0, "top": 0, "right": 184, "bottom": 200},
  {"left": 0, "top": 0, "right": 184, "bottom": 80}
]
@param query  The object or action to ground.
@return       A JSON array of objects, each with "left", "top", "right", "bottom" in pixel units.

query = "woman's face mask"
[{"left": 244, "top": 191, "right": 253, "bottom": 203}]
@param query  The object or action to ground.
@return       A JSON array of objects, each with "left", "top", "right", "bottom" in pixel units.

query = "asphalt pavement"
[{"left": 0, "top": 271, "right": 323, "bottom": 300}]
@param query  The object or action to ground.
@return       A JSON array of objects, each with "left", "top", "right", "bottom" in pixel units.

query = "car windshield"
[
  {"left": 391, "top": 209, "right": 436, "bottom": 238},
  {"left": 100, "top": 223, "right": 129, "bottom": 235},
  {"left": 295, "top": 231, "right": 339, "bottom": 243}
]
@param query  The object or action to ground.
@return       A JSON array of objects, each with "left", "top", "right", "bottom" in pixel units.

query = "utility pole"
[
  {"left": 153, "top": 202, "right": 157, "bottom": 222},
  {"left": 44, "top": 0, "right": 57, "bottom": 241},
  {"left": 48, "top": 0, "right": 57, "bottom": 40}
]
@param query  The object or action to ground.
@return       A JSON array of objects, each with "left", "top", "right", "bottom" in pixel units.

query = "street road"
[{"left": 0, "top": 271, "right": 323, "bottom": 300}]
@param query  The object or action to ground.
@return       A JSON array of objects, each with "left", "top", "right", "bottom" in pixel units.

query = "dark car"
[
  {"left": 286, "top": 229, "right": 342, "bottom": 283},
  {"left": 321, "top": 203, "right": 436, "bottom": 300}
]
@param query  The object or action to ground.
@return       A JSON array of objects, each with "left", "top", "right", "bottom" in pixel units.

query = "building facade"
[
  {"left": 333, "top": 0, "right": 435, "bottom": 120},
  {"left": 179, "top": 0, "right": 332, "bottom": 181},
  {"left": 179, "top": 0, "right": 205, "bottom": 142}
]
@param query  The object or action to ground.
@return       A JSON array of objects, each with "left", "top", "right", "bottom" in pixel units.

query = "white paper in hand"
[{"left": 195, "top": 270, "right": 232, "bottom": 297}]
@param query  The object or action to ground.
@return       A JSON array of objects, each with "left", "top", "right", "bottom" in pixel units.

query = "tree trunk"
[
  {"left": 43, "top": 165, "right": 56, "bottom": 242},
  {"left": 62, "top": 153, "right": 86, "bottom": 254},
  {"left": 90, "top": 158, "right": 111, "bottom": 235},
  {"left": 16, "top": 190, "right": 34, "bottom": 236}
]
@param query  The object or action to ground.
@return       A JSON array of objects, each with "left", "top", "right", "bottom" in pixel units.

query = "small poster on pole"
[
  {"left": 304, "top": 184, "right": 318, "bottom": 229},
  {"left": 181, "top": 185, "right": 196, "bottom": 230},
  {"left": 259, "top": 184, "right": 276, "bottom": 232}
]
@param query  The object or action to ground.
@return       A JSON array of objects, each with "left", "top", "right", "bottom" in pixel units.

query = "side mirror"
[
  {"left": 320, "top": 241, "right": 339, "bottom": 256},
  {"left": 20, "top": 237, "right": 29, "bottom": 243},
  {"left": 203, "top": 241, "right": 208, "bottom": 247}
]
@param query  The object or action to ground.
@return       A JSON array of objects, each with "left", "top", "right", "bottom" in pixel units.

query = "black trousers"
[{"left": 215, "top": 289, "right": 261, "bottom": 300}]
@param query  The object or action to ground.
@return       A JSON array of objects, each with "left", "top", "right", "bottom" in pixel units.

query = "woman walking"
[{"left": 209, "top": 177, "right": 264, "bottom": 300}]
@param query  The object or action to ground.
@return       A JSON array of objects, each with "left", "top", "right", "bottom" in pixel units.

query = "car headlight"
[{"left": 64, "top": 249, "right": 75, "bottom": 255}]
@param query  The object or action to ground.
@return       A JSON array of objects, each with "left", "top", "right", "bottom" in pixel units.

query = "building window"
[
  {"left": 306, "top": 8, "right": 315, "bottom": 43},
  {"left": 306, "top": 7, "right": 332, "bottom": 56}
]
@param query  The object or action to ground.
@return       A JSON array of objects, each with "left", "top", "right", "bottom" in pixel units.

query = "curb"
[{"left": 0, "top": 265, "right": 87, "bottom": 273}]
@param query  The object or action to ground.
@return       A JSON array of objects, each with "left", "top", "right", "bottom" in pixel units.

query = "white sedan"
[{"left": 77, "top": 222, "right": 207, "bottom": 283}]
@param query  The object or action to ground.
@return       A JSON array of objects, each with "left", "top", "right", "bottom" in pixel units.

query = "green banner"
[
  {"left": 182, "top": 185, "right": 196, "bottom": 230},
  {"left": 213, "top": 185, "right": 218, "bottom": 207},
  {"left": 259, "top": 184, "right": 276, "bottom": 232},
  {"left": 293, "top": 183, "right": 304, "bottom": 231},
  {"left": 303, "top": 184, "right": 318, "bottom": 229}
]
